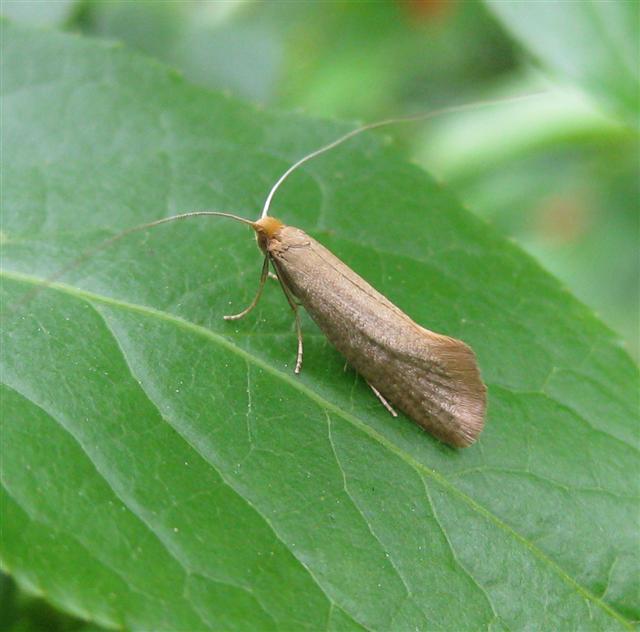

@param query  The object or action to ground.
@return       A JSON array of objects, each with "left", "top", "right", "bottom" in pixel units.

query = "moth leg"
[
  {"left": 224, "top": 255, "right": 270, "bottom": 321},
  {"left": 292, "top": 306, "right": 304, "bottom": 375},
  {"left": 272, "top": 264, "right": 304, "bottom": 374},
  {"left": 368, "top": 382, "right": 398, "bottom": 418},
  {"left": 268, "top": 271, "right": 278, "bottom": 281}
]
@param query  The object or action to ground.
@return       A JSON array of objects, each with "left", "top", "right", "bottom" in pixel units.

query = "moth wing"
[{"left": 413, "top": 327, "right": 487, "bottom": 446}]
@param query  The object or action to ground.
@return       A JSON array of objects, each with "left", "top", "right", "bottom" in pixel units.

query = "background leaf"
[
  {"left": 484, "top": 0, "right": 640, "bottom": 127},
  {"left": 0, "top": 0, "right": 78, "bottom": 28},
  {"left": 1, "top": 20, "right": 638, "bottom": 631}
]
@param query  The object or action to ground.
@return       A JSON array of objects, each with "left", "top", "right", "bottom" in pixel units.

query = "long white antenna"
[
  {"left": 6, "top": 211, "right": 254, "bottom": 314},
  {"left": 43, "top": 210, "right": 255, "bottom": 282},
  {"left": 260, "top": 92, "right": 545, "bottom": 219}
]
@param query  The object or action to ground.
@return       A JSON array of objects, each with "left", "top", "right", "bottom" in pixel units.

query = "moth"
[
  {"left": 11, "top": 101, "right": 510, "bottom": 447},
  {"left": 250, "top": 215, "right": 486, "bottom": 447}
]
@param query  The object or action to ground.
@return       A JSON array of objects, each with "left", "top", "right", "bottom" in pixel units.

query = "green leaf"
[
  {"left": 0, "top": 0, "right": 78, "bottom": 27},
  {"left": 485, "top": 0, "right": 640, "bottom": 127},
  {"left": 1, "top": 20, "right": 638, "bottom": 631},
  {"left": 83, "top": 1, "right": 283, "bottom": 104}
]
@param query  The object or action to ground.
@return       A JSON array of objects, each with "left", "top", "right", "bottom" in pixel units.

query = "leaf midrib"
[{"left": 1, "top": 268, "right": 632, "bottom": 629}]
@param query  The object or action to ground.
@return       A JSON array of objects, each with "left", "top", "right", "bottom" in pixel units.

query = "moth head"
[{"left": 253, "top": 216, "right": 284, "bottom": 253}]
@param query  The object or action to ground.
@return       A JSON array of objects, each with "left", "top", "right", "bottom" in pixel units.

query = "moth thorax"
[{"left": 254, "top": 216, "right": 284, "bottom": 253}]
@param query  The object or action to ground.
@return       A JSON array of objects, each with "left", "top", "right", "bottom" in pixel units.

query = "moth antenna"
[
  {"left": 260, "top": 91, "right": 546, "bottom": 219},
  {"left": 5, "top": 210, "right": 254, "bottom": 314}
]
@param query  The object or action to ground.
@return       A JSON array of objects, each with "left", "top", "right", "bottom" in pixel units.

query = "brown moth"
[
  {"left": 220, "top": 104, "right": 493, "bottom": 447},
  {"left": 251, "top": 216, "right": 486, "bottom": 447}
]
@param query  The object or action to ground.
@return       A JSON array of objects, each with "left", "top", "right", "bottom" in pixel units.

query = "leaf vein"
[
  {"left": 420, "top": 475, "right": 502, "bottom": 629},
  {"left": 325, "top": 411, "right": 422, "bottom": 630}
]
